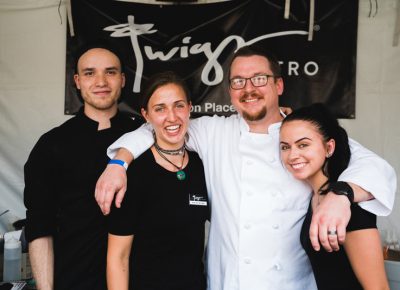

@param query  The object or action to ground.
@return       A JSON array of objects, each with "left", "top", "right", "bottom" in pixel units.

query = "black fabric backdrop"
[{"left": 65, "top": 0, "right": 358, "bottom": 118}]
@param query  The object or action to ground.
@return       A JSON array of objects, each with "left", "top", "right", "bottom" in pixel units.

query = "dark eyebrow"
[
  {"left": 230, "top": 72, "right": 269, "bottom": 79},
  {"left": 152, "top": 103, "right": 165, "bottom": 108},
  {"left": 294, "top": 137, "right": 312, "bottom": 143},
  {"left": 105, "top": 67, "right": 119, "bottom": 71},
  {"left": 152, "top": 99, "right": 186, "bottom": 108},
  {"left": 81, "top": 68, "right": 94, "bottom": 72},
  {"left": 80, "top": 67, "right": 120, "bottom": 72},
  {"left": 280, "top": 137, "right": 312, "bottom": 146},
  {"left": 174, "top": 99, "right": 187, "bottom": 104}
]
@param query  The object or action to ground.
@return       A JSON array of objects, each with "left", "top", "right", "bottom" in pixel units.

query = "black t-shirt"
[
  {"left": 300, "top": 201, "right": 377, "bottom": 290},
  {"left": 24, "top": 109, "right": 142, "bottom": 290},
  {"left": 108, "top": 149, "right": 210, "bottom": 290}
]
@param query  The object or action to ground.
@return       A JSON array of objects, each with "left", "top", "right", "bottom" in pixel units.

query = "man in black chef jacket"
[{"left": 23, "top": 40, "right": 142, "bottom": 290}]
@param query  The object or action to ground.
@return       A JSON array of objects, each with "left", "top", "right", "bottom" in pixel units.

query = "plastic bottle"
[{"left": 3, "top": 236, "right": 22, "bottom": 282}]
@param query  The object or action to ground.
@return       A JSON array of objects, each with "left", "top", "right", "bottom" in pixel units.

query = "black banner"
[{"left": 65, "top": 0, "right": 358, "bottom": 118}]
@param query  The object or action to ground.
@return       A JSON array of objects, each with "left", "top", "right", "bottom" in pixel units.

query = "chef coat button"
[
  {"left": 272, "top": 224, "right": 279, "bottom": 229},
  {"left": 269, "top": 157, "right": 276, "bottom": 163},
  {"left": 274, "top": 263, "right": 282, "bottom": 271},
  {"left": 246, "top": 160, "right": 253, "bottom": 166},
  {"left": 247, "top": 191, "right": 253, "bottom": 196},
  {"left": 271, "top": 191, "right": 277, "bottom": 197},
  {"left": 244, "top": 223, "right": 251, "bottom": 229},
  {"left": 244, "top": 258, "right": 252, "bottom": 264}
]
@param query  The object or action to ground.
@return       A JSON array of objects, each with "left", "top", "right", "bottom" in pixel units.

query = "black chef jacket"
[{"left": 24, "top": 108, "right": 142, "bottom": 290}]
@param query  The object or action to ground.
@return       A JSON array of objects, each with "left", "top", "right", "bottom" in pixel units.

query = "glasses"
[{"left": 229, "top": 74, "right": 277, "bottom": 90}]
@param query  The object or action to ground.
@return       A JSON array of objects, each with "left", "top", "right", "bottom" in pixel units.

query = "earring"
[{"left": 326, "top": 152, "right": 332, "bottom": 158}]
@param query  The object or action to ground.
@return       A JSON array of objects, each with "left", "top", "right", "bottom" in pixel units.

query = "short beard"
[{"left": 242, "top": 106, "right": 267, "bottom": 122}]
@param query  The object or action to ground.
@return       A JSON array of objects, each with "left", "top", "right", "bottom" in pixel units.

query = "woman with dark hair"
[
  {"left": 106, "top": 71, "right": 209, "bottom": 290},
  {"left": 279, "top": 103, "right": 389, "bottom": 290}
]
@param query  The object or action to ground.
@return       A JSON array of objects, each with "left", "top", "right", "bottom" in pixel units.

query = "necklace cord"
[
  {"left": 154, "top": 144, "right": 186, "bottom": 171},
  {"left": 154, "top": 141, "right": 185, "bottom": 155},
  {"left": 153, "top": 131, "right": 185, "bottom": 155}
]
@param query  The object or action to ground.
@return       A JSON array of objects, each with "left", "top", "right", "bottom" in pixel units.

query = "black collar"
[{"left": 74, "top": 107, "right": 131, "bottom": 131}]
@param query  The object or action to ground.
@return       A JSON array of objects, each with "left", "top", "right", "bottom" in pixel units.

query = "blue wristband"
[{"left": 108, "top": 159, "right": 128, "bottom": 170}]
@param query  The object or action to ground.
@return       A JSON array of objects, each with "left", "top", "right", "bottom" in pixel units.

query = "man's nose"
[
  {"left": 243, "top": 78, "right": 256, "bottom": 92},
  {"left": 95, "top": 73, "right": 107, "bottom": 86}
]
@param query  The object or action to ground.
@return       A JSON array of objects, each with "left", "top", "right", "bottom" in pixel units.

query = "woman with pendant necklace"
[
  {"left": 279, "top": 103, "right": 389, "bottom": 290},
  {"left": 107, "top": 71, "right": 209, "bottom": 290}
]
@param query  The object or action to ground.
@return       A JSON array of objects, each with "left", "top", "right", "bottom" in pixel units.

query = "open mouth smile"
[
  {"left": 291, "top": 162, "right": 307, "bottom": 170},
  {"left": 165, "top": 124, "right": 181, "bottom": 133},
  {"left": 241, "top": 98, "right": 258, "bottom": 103}
]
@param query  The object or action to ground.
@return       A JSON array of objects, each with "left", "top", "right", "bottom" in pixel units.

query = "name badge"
[{"left": 188, "top": 193, "right": 207, "bottom": 206}]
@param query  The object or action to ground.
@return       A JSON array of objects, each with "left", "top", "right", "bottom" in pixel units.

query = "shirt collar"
[
  {"left": 238, "top": 115, "right": 282, "bottom": 136},
  {"left": 75, "top": 107, "right": 130, "bottom": 131}
]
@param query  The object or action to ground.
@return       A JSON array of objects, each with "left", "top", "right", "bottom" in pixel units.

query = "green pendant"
[{"left": 176, "top": 170, "right": 186, "bottom": 181}]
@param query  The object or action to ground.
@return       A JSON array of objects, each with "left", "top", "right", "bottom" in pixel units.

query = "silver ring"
[{"left": 328, "top": 229, "right": 337, "bottom": 235}]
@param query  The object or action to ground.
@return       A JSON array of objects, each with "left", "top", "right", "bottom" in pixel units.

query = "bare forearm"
[
  {"left": 114, "top": 148, "right": 134, "bottom": 165},
  {"left": 107, "top": 258, "right": 129, "bottom": 290},
  {"left": 95, "top": 148, "right": 133, "bottom": 214},
  {"left": 107, "top": 234, "right": 132, "bottom": 290},
  {"left": 344, "top": 229, "right": 389, "bottom": 290},
  {"left": 29, "top": 237, "right": 54, "bottom": 290},
  {"left": 348, "top": 182, "right": 374, "bottom": 203}
]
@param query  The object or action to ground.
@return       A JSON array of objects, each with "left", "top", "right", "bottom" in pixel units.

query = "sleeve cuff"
[{"left": 107, "top": 123, "right": 154, "bottom": 159}]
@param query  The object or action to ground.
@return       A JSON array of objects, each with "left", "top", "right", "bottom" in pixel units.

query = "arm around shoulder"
[
  {"left": 186, "top": 114, "right": 228, "bottom": 155},
  {"left": 339, "top": 138, "right": 397, "bottom": 216},
  {"left": 107, "top": 123, "right": 154, "bottom": 161},
  {"left": 96, "top": 123, "right": 154, "bottom": 215}
]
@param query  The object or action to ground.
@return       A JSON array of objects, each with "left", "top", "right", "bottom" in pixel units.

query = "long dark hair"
[{"left": 281, "top": 103, "right": 351, "bottom": 182}]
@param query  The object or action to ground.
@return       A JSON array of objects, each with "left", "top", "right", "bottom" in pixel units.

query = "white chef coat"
[{"left": 108, "top": 114, "right": 396, "bottom": 290}]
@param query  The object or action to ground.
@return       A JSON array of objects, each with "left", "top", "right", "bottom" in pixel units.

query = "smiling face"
[
  {"left": 229, "top": 55, "right": 284, "bottom": 131},
  {"left": 279, "top": 120, "right": 335, "bottom": 188},
  {"left": 141, "top": 83, "right": 191, "bottom": 150},
  {"left": 74, "top": 48, "right": 125, "bottom": 115}
]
